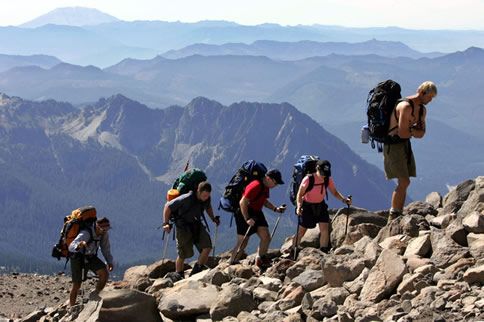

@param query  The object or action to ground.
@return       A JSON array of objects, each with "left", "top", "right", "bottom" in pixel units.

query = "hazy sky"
[{"left": 1, "top": 0, "right": 484, "bottom": 30}]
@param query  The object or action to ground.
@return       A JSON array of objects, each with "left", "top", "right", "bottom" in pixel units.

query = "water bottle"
[{"left": 361, "top": 125, "right": 370, "bottom": 144}]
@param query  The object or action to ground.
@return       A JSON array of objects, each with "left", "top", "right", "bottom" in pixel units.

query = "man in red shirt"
[{"left": 229, "top": 169, "right": 286, "bottom": 268}]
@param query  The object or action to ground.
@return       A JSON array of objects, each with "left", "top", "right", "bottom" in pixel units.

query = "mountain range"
[
  {"left": 0, "top": 93, "right": 393, "bottom": 273},
  {"left": 2, "top": 48, "right": 483, "bottom": 201},
  {"left": 161, "top": 39, "right": 443, "bottom": 60},
  {"left": 2, "top": 7, "right": 484, "bottom": 66}
]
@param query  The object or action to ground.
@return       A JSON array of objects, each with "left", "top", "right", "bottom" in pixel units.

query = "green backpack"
[{"left": 172, "top": 168, "right": 207, "bottom": 195}]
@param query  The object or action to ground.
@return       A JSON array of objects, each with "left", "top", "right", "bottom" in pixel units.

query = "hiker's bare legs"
[
  {"left": 318, "top": 222, "right": 330, "bottom": 248},
  {"left": 94, "top": 268, "right": 108, "bottom": 293},
  {"left": 198, "top": 247, "right": 211, "bottom": 266},
  {"left": 176, "top": 256, "right": 185, "bottom": 273},
  {"left": 69, "top": 282, "right": 82, "bottom": 306},
  {"left": 229, "top": 235, "right": 249, "bottom": 263},
  {"left": 292, "top": 226, "right": 307, "bottom": 247},
  {"left": 256, "top": 226, "right": 271, "bottom": 257},
  {"left": 391, "top": 177, "right": 410, "bottom": 211}
]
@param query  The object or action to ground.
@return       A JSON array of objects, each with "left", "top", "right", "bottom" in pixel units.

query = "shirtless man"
[{"left": 385, "top": 81, "right": 437, "bottom": 222}]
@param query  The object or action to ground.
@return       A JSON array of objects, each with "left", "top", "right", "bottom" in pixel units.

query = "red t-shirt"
[{"left": 243, "top": 180, "right": 269, "bottom": 211}]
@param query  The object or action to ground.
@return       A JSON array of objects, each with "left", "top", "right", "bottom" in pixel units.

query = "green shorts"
[
  {"left": 175, "top": 224, "right": 212, "bottom": 259},
  {"left": 70, "top": 254, "right": 106, "bottom": 283},
  {"left": 383, "top": 141, "right": 416, "bottom": 179}
]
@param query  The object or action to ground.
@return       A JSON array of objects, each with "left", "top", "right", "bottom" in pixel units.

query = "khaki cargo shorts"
[
  {"left": 175, "top": 224, "right": 212, "bottom": 259},
  {"left": 383, "top": 141, "right": 416, "bottom": 179}
]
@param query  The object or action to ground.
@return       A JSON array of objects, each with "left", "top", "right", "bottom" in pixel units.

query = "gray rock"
[
  {"left": 463, "top": 264, "right": 484, "bottom": 285},
  {"left": 158, "top": 280, "right": 219, "bottom": 319},
  {"left": 253, "top": 287, "right": 278, "bottom": 302},
  {"left": 132, "top": 277, "right": 153, "bottom": 292},
  {"left": 292, "top": 269, "right": 325, "bottom": 292},
  {"left": 463, "top": 211, "right": 484, "bottom": 233},
  {"left": 99, "top": 288, "right": 162, "bottom": 322},
  {"left": 403, "top": 234, "right": 431, "bottom": 257},
  {"left": 379, "top": 234, "right": 410, "bottom": 255},
  {"left": 146, "top": 260, "right": 176, "bottom": 279},
  {"left": 430, "top": 213, "right": 456, "bottom": 229},
  {"left": 405, "top": 201, "right": 438, "bottom": 217},
  {"left": 310, "top": 298, "right": 337, "bottom": 320},
  {"left": 443, "top": 179, "right": 475, "bottom": 214},
  {"left": 425, "top": 192, "right": 442, "bottom": 209},
  {"left": 123, "top": 265, "right": 148, "bottom": 285},
  {"left": 236, "top": 311, "right": 259, "bottom": 322},
  {"left": 209, "top": 284, "right": 257, "bottom": 321},
  {"left": 457, "top": 176, "right": 484, "bottom": 216},
  {"left": 467, "top": 233, "right": 484, "bottom": 259},
  {"left": 360, "top": 249, "right": 407, "bottom": 303},
  {"left": 147, "top": 278, "right": 173, "bottom": 294},
  {"left": 20, "top": 310, "right": 46, "bottom": 322},
  {"left": 445, "top": 220, "right": 468, "bottom": 246},
  {"left": 430, "top": 229, "right": 470, "bottom": 268},
  {"left": 201, "top": 268, "right": 231, "bottom": 286},
  {"left": 331, "top": 208, "right": 386, "bottom": 248},
  {"left": 322, "top": 254, "right": 366, "bottom": 287},
  {"left": 343, "top": 267, "right": 369, "bottom": 295}
]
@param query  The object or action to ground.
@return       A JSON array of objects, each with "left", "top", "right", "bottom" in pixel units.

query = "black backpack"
[
  {"left": 290, "top": 155, "right": 330, "bottom": 206},
  {"left": 219, "top": 160, "right": 267, "bottom": 213},
  {"left": 365, "top": 80, "right": 402, "bottom": 149}
]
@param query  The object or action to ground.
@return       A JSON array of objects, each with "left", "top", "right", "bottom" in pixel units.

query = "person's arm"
[
  {"left": 411, "top": 106, "right": 426, "bottom": 138},
  {"left": 100, "top": 233, "right": 114, "bottom": 270},
  {"left": 296, "top": 177, "right": 309, "bottom": 215},
  {"left": 162, "top": 203, "right": 173, "bottom": 232},
  {"left": 396, "top": 102, "right": 413, "bottom": 139},
  {"left": 329, "top": 179, "right": 351, "bottom": 205},
  {"left": 68, "top": 230, "right": 90, "bottom": 253}
]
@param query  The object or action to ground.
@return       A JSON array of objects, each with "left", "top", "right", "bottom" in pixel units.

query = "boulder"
[
  {"left": 457, "top": 176, "right": 484, "bottom": 216},
  {"left": 123, "top": 265, "right": 148, "bottom": 285},
  {"left": 360, "top": 249, "right": 407, "bottom": 302},
  {"left": 405, "top": 201, "right": 438, "bottom": 217},
  {"left": 425, "top": 192, "right": 443, "bottom": 209},
  {"left": 330, "top": 208, "right": 386, "bottom": 248},
  {"left": 463, "top": 265, "right": 484, "bottom": 285},
  {"left": 322, "top": 254, "right": 366, "bottom": 287},
  {"left": 403, "top": 234, "right": 431, "bottom": 257},
  {"left": 443, "top": 179, "right": 475, "bottom": 214},
  {"left": 158, "top": 280, "right": 219, "bottom": 319},
  {"left": 292, "top": 269, "right": 325, "bottom": 292},
  {"left": 98, "top": 288, "right": 162, "bottom": 322},
  {"left": 467, "top": 233, "right": 484, "bottom": 259},
  {"left": 379, "top": 234, "right": 410, "bottom": 255},
  {"left": 462, "top": 211, "right": 484, "bottom": 233},
  {"left": 146, "top": 260, "right": 176, "bottom": 279},
  {"left": 209, "top": 284, "right": 257, "bottom": 321},
  {"left": 430, "top": 229, "right": 470, "bottom": 268}
]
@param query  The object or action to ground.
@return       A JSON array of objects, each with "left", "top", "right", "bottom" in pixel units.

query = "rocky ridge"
[{"left": 2, "top": 176, "right": 483, "bottom": 321}]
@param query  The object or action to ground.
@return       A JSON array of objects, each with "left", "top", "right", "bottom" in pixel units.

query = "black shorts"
[
  {"left": 70, "top": 254, "right": 106, "bottom": 283},
  {"left": 299, "top": 201, "right": 329, "bottom": 229},
  {"left": 235, "top": 208, "right": 268, "bottom": 236}
]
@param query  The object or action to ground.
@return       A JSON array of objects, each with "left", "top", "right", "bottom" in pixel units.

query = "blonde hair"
[{"left": 418, "top": 81, "right": 437, "bottom": 96}]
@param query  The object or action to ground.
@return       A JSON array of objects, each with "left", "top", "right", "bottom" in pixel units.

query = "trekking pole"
[
  {"left": 212, "top": 223, "right": 219, "bottom": 259},
  {"left": 293, "top": 218, "right": 300, "bottom": 261},
  {"left": 161, "top": 229, "right": 170, "bottom": 264},
  {"left": 270, "top": 204, "right": 286, "bottom": 240},
  {"left": 344, "top": 195, "right": 353, "bottom": 238},
  {"left": 231, "top": 226, "right": 252, "bottom": 265}
]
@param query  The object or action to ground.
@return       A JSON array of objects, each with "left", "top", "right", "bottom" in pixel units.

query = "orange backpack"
[{"left": 52, "top": 206, "right": 97, "bottom": 260}]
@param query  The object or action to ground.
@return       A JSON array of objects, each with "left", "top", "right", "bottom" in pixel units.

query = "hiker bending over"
[
  {"left": 68, "top": 217, "right": 113, "bottom": 306},
  {"left": 229, "top": 169, "right": 286, "bottom": 269},
  {"left": 293, "top": 160, "right": 351, "bottom": 253},
  {"left": 163, "top": 181, "right": 220, "bottom": 278},
  {"left": 385, "top": 81, "right": 437, "bottom": 222}
]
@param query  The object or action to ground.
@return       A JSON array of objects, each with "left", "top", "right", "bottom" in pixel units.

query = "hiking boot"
[
  {"left": 189, "top": 263, "right": 208, "bottom": 276},
  {"left": 387, "top": 210, "right": 402, "bottom": 224},
  {"left": 165, "top": 271, "right": 184, "bottom": 282},
  {"left": 256, "top": 255, "right": 271, "bottom": 271},
  {"left": 319, "top": 246, "right": 331, "bottom": 254}
]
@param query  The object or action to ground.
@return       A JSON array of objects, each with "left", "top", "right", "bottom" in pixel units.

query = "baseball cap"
[{"left": 266, "top": 169, "right": 284, "bottom": 185}]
